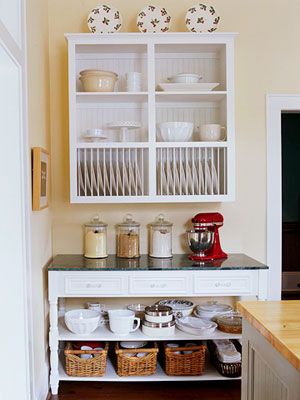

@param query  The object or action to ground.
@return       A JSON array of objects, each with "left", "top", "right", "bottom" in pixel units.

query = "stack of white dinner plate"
[
  {"left": 176, "top": 316, "right": 217, "bottom": 336},
  {"left": 194, "top": 301, "right": 232, "bottom": 321}
]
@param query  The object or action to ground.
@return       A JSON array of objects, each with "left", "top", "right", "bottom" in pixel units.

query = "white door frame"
[
  {"left": 0, "top": 0, "right": 33, "bottom": 398},
  {"left": 267, "top": 94, "right": 300, "bottom": 300}
]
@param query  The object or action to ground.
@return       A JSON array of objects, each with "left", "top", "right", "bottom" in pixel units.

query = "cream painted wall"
[
  {"left": 27, "top": 0, "right": 52, "bottom": 397},
  {"left": 48, "top": 0, "right": 300, "bottom": 263}
]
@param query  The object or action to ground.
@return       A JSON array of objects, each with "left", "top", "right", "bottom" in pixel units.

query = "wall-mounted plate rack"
[{"left": 66, "top": 33, "right": 237, "bottom": 203}]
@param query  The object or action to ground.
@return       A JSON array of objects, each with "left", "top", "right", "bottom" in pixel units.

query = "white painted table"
[{"left": 48, "top": 253, "right": 268, "bottom": 395}]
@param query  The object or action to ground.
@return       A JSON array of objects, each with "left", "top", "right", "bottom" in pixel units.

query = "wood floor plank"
[{"left": 49, "top": 381, "right": 241, "bottom": 400}]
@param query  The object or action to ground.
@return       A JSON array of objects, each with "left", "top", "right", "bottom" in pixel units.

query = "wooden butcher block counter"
[{"left": 238, "top": 300, "right": 300, "bottom": 400}]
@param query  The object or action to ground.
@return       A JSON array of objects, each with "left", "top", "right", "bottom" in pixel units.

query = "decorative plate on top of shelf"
[
  {"left": 157, "top": 83, "right": 220, "bottom": 92},
  {"left": 87, "top": 4, "right": 122, "bottom": 34},
  {"left": 137, "top": 5, "right": 171, "bottom": 33},
  {"left": 185, "top": 4, "right": 220, "bottom": 33}
]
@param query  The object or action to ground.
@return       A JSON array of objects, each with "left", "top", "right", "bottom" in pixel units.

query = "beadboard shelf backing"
[{"left": 66, "top": 33, "right": 236, "bottom": 203}]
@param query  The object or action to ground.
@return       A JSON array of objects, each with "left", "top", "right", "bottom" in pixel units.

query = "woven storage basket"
[
  {"left": 208, "top": 340, "right": 242, "bottom": 378},
  {"left": 64, "top": 342, "right": 108, "bottom": 377},
  {"left": 216, "top": 312, "right": 242, "bottom": 334},
  {"left": 217, "top": 322, "right": 242, "bottom": 334},
  {"left": 115, "top": 342, "right": 158, "bottom": 376},
  {"left": 163, "top": 342, "right": 206, "bottom": 376}
]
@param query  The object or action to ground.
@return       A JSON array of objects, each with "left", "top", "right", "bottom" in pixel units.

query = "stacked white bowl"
[
  {"left": 125, "top": 72, "right": 142, "bottom": 92},
  {"left": 158, "top": 122, "right": 194, "bottom": 142},
  {"left": 64, "top": 309, "right": 100, "bottom": 335}
]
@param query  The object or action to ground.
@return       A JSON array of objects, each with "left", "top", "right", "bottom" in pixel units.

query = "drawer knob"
[
  {"left": 150, "top": 283, "right": 167, "bottom": 289},
  {"left": 87, "top": 283, "right": 102, "bottom": 288},
  {"left": 215, "top": 281, "right": 231, "bottom": 288}
]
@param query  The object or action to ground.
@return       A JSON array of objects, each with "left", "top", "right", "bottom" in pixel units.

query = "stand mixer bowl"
[{"left": 186, "top": 229, "right": 214, "bottom": 257}]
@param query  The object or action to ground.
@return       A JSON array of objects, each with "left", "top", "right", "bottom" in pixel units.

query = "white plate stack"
[
  {"left": 176, "top": 316, "right": 217, "bottom": 336},
  {"left": 194, "top": 301, "right": 232, "bottom": 321}
]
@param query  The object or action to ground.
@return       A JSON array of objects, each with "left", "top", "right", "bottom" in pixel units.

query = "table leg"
[{"left": 49, "top": 299, "right": 59, "bottom": 395}]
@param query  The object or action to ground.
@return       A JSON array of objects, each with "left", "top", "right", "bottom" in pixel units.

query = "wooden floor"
[{"left": 49, "top": 381, "right": 241, "bottom": 400}]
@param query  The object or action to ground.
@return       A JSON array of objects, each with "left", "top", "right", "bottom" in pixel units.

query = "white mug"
[
  {"left": 108, "top": 309, "right": 140, "bottom": 335},
  {"left": 199, "top": 124, "right": 226, "bottom": 141},
  {"left": 126, "top": 72, "right": 142, "bottom": 81},
  {"left": 125, "top": 72, "right": 142, "bottom": 92}
]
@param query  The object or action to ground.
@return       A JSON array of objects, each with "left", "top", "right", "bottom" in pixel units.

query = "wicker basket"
[
  {"left": 217, "top": 322, "right": 242, "bottom": 334},
  {"left": 64, "top": 342, "right": 108, "bottom": 377},
  {"left": 115, "top": 342, "right": 158, "bottom": 376},
  {"left": 163, "top": 342, "right": 206, "bottom": 376},
  {"left": 216, "top": 312, "right": 242, "bottom": 334},
  {"left": 208, "top": 340, "right": 242, "bottom": 378}
]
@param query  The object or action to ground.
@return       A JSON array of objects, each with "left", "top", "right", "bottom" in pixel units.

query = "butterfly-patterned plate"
[
  {"left": 87, "top": 4, "right": 122, "bottom": 34},
  {"left": 137, "top": 5, "right": 171, "bottom": 33},
  {"left": 185, "top": 3, "right": 220, "bottom": 33}
]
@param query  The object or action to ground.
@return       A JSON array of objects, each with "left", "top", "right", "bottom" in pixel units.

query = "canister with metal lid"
[
  {"left": 149, "top": 214, "right": 173, "bottom": 258},
  {"left": 116, "top": 214, "right": 140, "bottom": 258},
  {"left": 142, "top": 319, "right": 175, "bottom": 337},
  {"left": 144, "top": 305, "right": 173, "bottom": 323},
  {"left": 84, "top": 215, "right": 108, "bottom": 258}
]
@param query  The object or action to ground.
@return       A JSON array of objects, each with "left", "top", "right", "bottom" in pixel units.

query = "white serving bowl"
[
  {"left": 64, "top": 309, "right": 100, "bottom": 335},
  {"left": 158, "top": 122, "right": 194, "bottom": 142},
  {"left": 157, "top": 299, "right": 194, "bottom": 317},
  {"left": 168, "top": 73, "right": 202, "bottom": 84},
  {"left": 79, "top": 69, "right": 118, "bottom": 92}
]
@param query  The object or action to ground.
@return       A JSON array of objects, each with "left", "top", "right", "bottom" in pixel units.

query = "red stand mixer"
[{"left": 186, "top": 212, "right": 227, "bottom": 261}]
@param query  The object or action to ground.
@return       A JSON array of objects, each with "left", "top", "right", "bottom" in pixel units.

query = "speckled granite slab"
[{"left": 48, "top": 253, "right": 268, "bottom": 271}]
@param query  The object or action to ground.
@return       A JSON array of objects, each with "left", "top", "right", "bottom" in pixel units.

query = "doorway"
[
  {"left": 267, "top": 94, "right": 300, "bottom": 300},
  {"left": 281, "top": 113, "right": 300, "bottom": 299},
  {"left": 0, "top": 1, "right": 33, "bottom": 398}
]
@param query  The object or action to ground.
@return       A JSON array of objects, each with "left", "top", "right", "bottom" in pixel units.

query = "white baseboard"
[{"left": 35, "top": 360, "right": 49, "bottom": 400}]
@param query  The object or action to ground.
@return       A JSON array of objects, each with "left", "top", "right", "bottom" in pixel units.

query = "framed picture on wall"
[{"left": 32, "top": 147, "right": 49, "bottom": 211}]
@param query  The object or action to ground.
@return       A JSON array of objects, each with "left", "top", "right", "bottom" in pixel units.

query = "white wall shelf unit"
[{"left": 66, "top": 33, "right": 236, "bottom": 203}]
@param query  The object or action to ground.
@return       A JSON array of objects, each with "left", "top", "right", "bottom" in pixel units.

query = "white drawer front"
[
  {"left": 129, "top": 276, "right": 188, "bottom": 295},
  {"left": 194, "top": 272, "right": 255, "bottom": 295},
  {"left": 65, "top": 275, "right": 126, "bottom": 295}
]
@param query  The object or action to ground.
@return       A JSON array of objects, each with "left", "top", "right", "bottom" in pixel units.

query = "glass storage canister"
[
  {"left": 84, "top": 215, "right": 107, "bottom": 258},
  {"left": 149, "top": 214, "right": 173, "bottom": 258},
  {"left": 116, "top": 214, "right": 140, "bottom": 258}
]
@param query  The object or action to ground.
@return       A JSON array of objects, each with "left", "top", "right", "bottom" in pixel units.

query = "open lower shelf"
[
  {"left": 76, "top": 142, "right": 228, "bottom": 149},
  {"left": 77, "top": 142, "right": 150, "bottom": 148},
  {"left": 155, "top": 92, "right": 227, "bottom": 102},
  {"left": 76, "top": 92, "right": 148, "bottom": 103},
  {"left": 58, "top": 318, "right": 241, "bottom": 341},
  {"left": 58, "top": 356, "right": 240, "bottom": 382},
  {"left": 155, "top": 142, "right": 228, "bottom": 148}
]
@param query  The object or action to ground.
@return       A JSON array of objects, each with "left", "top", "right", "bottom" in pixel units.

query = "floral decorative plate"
[
  {"left": 137, "top": 5, "right": 171, "bottom": 33},
  {"left": 185, "top": 3, "right": 220, "bottom": 33},
  {"left": 87, "top": 4, "right": 122, "bottom": 34},
  {"left": 158, "top": 299, "right": 194, "bottom": 310}
]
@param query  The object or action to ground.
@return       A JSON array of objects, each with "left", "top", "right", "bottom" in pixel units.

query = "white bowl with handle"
[
  {"left": 158, "top": 122, "right": 194, "bottom": 142},
  {"left": 64, "top": 309, "right": 101, "bottom": 335}
]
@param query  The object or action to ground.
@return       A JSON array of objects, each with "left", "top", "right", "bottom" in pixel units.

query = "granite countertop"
[
  {"left": 238, "top": 301, "right": 300, "bottom": 372},
  {"left": 48, "top": 253, "right": 268, "bottom": 271}
]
